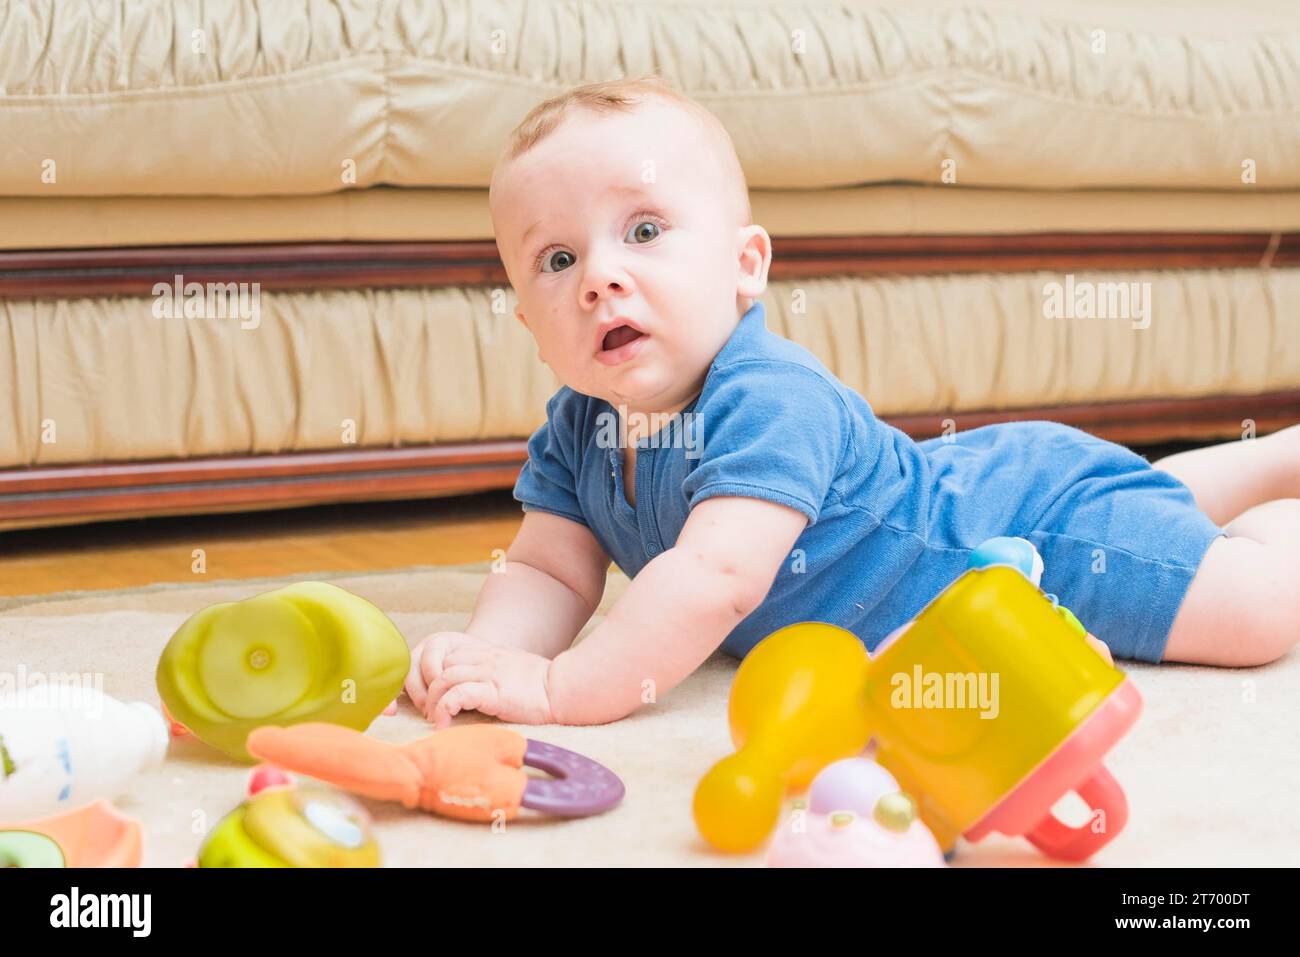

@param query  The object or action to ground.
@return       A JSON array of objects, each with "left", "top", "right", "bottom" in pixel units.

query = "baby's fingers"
[
  {"left": 405, "top": 634, "right": 465, "bottom": 709},
  {"left": 423, "top": 665, "right": 485, "bottom": 722},
  {"left": 405, "top": 641, "right": 430, "bottom": 710},
  {"left": 403, "top": 642, "right": 428, "bottom": 712},
  {"left": 432, "top": 682, "right": 497, "bottom": 730}
]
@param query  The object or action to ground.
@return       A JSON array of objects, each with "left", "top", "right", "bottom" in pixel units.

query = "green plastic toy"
[
  {"left": 156, "top": 582, "right": 409, "bottom": 762},
  {"left": 0, "top": 831, "right": 67, "bottom": 868},
  {"left": 198, "top": 785, "right": 380, "bottom": 868}
]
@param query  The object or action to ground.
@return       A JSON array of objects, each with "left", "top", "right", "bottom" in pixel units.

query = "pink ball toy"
[
  {"left": 767, "top": 807, "right": 946, "bottom": 868},
  {"left": 809, "top": 757, "right": 899, "bottom": 816},
  {"left": 247, "top": 763, "right": 293, "bottom": 795}
]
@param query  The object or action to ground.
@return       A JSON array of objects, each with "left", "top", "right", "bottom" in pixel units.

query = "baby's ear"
[{"left": 736, "top": 224, "right": 772, "bottom": 299}]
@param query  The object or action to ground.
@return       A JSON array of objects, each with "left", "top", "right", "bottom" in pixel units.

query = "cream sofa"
[{"left": 1, "top": 0, "right": 1298, "bottom": 528}]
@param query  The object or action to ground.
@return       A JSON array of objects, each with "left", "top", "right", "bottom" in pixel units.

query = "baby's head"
[{"left": 490, "top": 76, "right": 771, "bottom": 417}]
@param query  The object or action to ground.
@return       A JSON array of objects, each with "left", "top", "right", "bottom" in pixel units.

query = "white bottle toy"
[{"left": 0, "top": 684, "right": 168, "bottom": 822}]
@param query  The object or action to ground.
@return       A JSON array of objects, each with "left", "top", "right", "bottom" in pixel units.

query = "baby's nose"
[{"left": 584, "top": 278, "right": 625, "bottom": 306}]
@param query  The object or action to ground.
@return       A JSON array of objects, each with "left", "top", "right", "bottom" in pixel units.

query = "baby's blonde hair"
[{"left": 494, "top": 74, "right": 752, "bottom": 226}]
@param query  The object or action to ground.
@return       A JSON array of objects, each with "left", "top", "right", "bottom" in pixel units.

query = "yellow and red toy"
[{"left": 694, "top": 562, "right": 1141, "bottom": 861}]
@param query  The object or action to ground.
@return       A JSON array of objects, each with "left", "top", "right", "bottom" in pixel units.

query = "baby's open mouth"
[{"left": 601, "top": 325, "right": 645, "bottom": 352}]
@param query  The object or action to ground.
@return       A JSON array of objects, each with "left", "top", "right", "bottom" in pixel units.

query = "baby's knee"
[
  {"left": 1225, "top": 496, "right": 1300, "bottom": 540},
  {"left": 1166, "top": 536, "right": 1298, "bottom": 666},
  {"left": 1231, "top": 625, "right": 1296, "bottom": 666},
  {"left": 1233, "top": 588, "right": 1300, "bottom": 666},
  {"left": 1262, "top": 422, "right": 1300, "bottom": 459}
]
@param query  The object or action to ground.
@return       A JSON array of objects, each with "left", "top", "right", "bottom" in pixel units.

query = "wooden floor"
[
  {"left": 0, "top": 491, "right": 525, "bottom": 598},
  {"left": 0, "top": 440, "right": 1203, "bottom": 598}
]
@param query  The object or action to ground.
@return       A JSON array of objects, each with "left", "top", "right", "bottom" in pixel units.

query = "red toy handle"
[{"left": 1023, "top": 765, "right": 1128, "bottom": 862}]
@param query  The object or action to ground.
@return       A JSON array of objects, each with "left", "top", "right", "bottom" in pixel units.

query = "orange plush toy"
[{"left": 245, "top": 723, "right": 624, "bottom": 822}]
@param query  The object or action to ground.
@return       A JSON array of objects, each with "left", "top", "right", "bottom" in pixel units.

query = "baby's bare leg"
[
  {"left": 1151, "top": 424, "right": 1300, "bottom": 525},
  {"left": 1162, "top": 498, "right": 1300, "bottom": 666}
]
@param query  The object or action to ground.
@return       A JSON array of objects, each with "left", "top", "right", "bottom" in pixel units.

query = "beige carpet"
[{"left": 3, "top": 564, "right": 1296, "bottom": 867}]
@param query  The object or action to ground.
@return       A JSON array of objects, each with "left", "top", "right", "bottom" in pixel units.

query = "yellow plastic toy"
[
  {"left": 156, "top": 581, "right": 409, "bottom": 762},
  {"left": 694, "top": 565, "right": 1141, "bottom": 861},
  {"left": 692, "top": 622, "right": 873, "bottom": 852},
  {"left": 198, "top": 780, "right": 380, "bottom": 868}
]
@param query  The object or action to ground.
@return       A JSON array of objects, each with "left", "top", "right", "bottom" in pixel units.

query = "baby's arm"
[
  {"left": 462, "top": 510, "right": 611, "bottom": 657},
  {"left": 405, "top": 511, "right": 609, "bottom": 719},
  {"left": 545, "top": 496, "right": 809, "bottom": 725}
]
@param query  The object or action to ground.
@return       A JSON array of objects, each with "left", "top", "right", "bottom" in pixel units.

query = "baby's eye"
[
  {"left": 540, "top": 249, "right": 576, "bottom": 273},
  {"left": 626, "top": 220, "right": 661, "bottom": 244},
  {"left": 535, "top": 217, "right": 662, "bottom": 273}
]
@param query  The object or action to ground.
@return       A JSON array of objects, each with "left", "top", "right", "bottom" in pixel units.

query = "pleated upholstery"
[{"left": 3, "top": 271, "right": 1297, "bottom": 467}]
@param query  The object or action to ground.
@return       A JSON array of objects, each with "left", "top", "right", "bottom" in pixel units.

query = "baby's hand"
[
  {"left": 405, "top": 631, "right": 555, "bottom": 729},
  {"left": 405, "top": 630, "right": 477, "bottom": 713}
]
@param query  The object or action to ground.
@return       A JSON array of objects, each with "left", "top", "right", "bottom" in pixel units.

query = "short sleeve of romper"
[
  {"left": 681, "top": 360, "right": 850, "bottom": 526},
  {"left": 512, "top": 389, "right": 588, "bottom": 527}
]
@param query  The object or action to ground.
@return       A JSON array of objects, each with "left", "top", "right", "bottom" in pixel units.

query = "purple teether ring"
[{"left": 520, "top": 740, "right": 625, "bottom": 817}]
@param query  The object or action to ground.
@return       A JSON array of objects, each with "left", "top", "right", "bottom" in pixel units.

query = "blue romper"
[{"left": 513, "top": 301, "right": 1226, "bottom": 662}]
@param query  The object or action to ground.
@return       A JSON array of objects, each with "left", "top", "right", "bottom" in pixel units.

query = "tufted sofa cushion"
[{"left": 1, "top": 0, "right": 1297, "bottom": 197}]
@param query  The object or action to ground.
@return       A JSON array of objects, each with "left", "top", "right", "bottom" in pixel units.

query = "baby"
[{"left": 405, "top": 76, "right": 1300, "bottom": 728}]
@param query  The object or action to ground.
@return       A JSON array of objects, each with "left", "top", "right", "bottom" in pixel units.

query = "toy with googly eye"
[
  {"left": 767, "top": 758, "right": 946, "bottom": 867},
  {"left": 197, "top": 765, "right": 381, "bottom": 868}
]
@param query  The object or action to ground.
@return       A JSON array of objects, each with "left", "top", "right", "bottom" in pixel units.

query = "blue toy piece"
[
  {"left": 966, "top": 536, "right": 1044, "bottom": 586},
  {"left": 967, "top": 536, "right": 1089, "bottom": 640}
]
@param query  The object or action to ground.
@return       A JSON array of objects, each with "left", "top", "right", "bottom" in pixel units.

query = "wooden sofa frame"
[{"left": 2, "top": 232, "right": 1297, "bottom": 528}]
